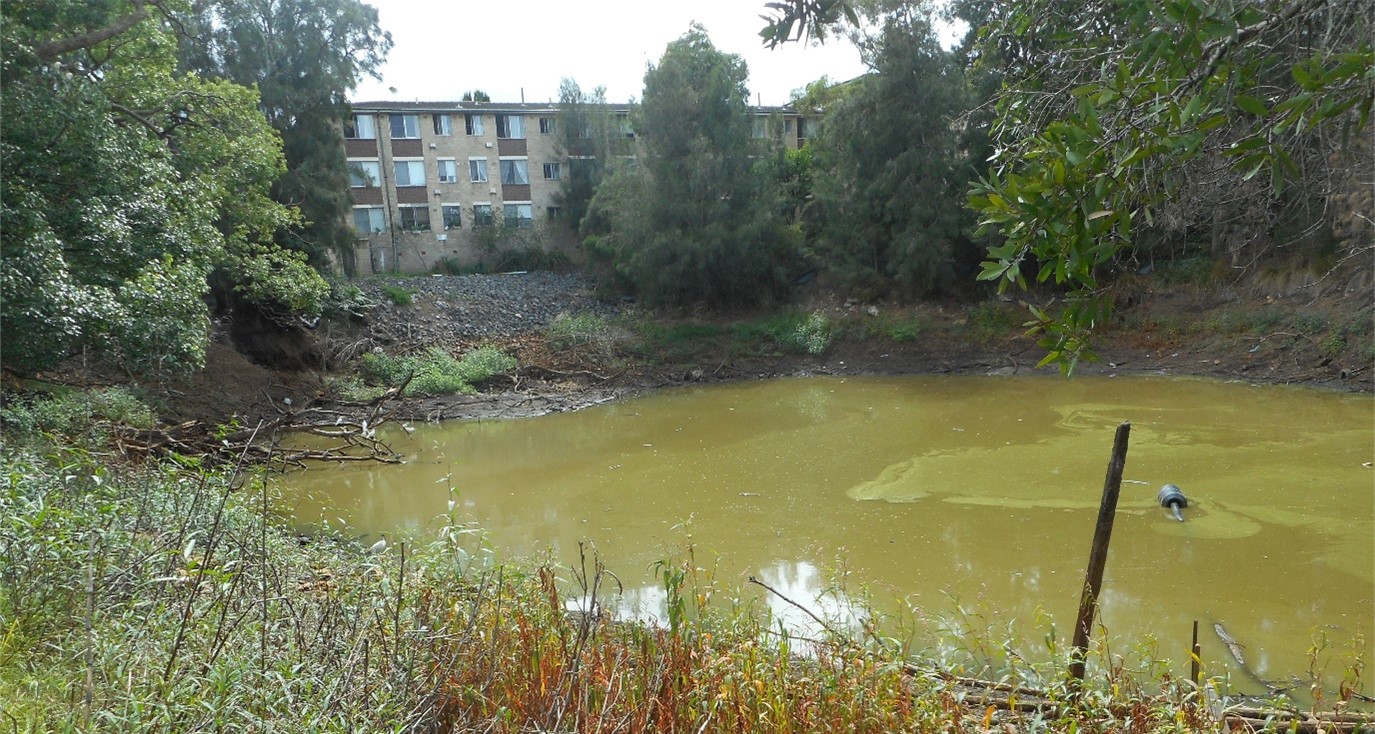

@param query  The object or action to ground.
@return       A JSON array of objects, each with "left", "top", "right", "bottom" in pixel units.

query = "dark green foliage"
[
  {"left": 0, "top": 0, "right": 305, "bottom": 377},
  {"left": 181, "top": 0, "right": 392, "bottom": 271},
  {"left": 589, "top": 26, "right": 800, "bottom": 308},
  {"left": 809, "top": 10, "right": 972, "bottom": 299}
]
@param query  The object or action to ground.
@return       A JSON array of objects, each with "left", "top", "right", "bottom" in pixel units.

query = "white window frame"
[
  {"left": 346, "top": 114, "right": 376, "bottom": 139},
  {"left": 539, "top": 117, "right": 556, "bottom": 134},
  {"left": 468, "top": 157, "right": 488, "bottom": 183},
  {"left": 394, "top": 158, "right": 425, "bottom": 187},
  {"left": 496, "top": 114, "right": 525, "bottom": 139},
  {"left": 441, "top": 203, "right": 463, "bottom": 230},
  {"left": 437, "top": 158, "right": 458, "bottom": 183},
  {"left": 503, "top": 202, "right": 533, "bottom": 229},
  {"left": 542, "top": 162, "right": 561, "bottom": 180},
  {"left": 498, "top": 157, "right": 529, "bottom": 185},
  {"left": 472, "top": 202, "right": 494, "bottom": 227},
  {"left": 398, "top": 204, "right": 430, "bottom": 231},
  {"left": 348, "top": 158, "right": 380, "bottom": 187},
  {"left": 390, "top": 113, "right": 421, "bottom": 139},
  {"left": 351, "top": 205, "right": 386, "bottom": 233},
  {"left": 433, "top": 114, "right": 453, "bottom": 136},
  {"left": 465, "top": 113, "right": 484, "bottom": 136}
]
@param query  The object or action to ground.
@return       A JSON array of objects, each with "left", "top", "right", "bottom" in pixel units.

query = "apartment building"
[{"left": 345, "top": 100, "right": 813, "bottom": 275}]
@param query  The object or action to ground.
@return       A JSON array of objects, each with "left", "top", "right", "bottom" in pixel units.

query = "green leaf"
[{"left": 1235, "top": 94, "right": 1269, "bottom": 117}]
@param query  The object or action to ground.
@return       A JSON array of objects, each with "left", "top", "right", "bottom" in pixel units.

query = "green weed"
[
  {"left": 356, "top": 345, "right": 516, "bottom": 396},
  {"left": 379, "top": 283, "right": 414, "bottom": 306}
]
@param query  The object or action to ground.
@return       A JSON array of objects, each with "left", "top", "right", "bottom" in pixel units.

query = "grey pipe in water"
[{"left": 1157, "top": 483, "right": 1188, "bottom": 522}]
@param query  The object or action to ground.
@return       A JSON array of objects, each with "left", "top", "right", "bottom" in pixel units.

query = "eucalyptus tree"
[
  {"left": 180, "top": 0, "right": 392, "bottom": 272},
  {"left": 1, "top": 0, "right": 321, "bottom": 377},
  {"left": 589, "top": 26, "right": 798, "bottom": 307}
]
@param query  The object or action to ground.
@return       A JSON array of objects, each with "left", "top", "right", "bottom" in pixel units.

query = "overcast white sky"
[{"left": 349, "top": 0, "right": 871, "bottom": 106}]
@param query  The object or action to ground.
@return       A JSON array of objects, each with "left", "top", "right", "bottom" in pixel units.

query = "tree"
[
  {"left": 181, "top": 0, "right": 392, "bottom": 272},
  {"left": 552, "top": 79, "right": 626, "bottom": 236},
  {"left": 1, "top": 0, "right": 318, "bottom": 376},
  {"left": 968, "top": 0, "right": 1374, "bottom": 371},
  {"left": 588, "top": 25, "right": 799, "bottom": 307},
  {"left": 462, "top": 90, "right": 491, "bottom": 102},
  {"left": 808, "top": 6, "right": 974, "bottom": 298}
]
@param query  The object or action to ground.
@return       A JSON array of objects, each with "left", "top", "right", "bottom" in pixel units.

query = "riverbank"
[{"left": 156, "top": 270, "right": 1372, "bottom": 429}]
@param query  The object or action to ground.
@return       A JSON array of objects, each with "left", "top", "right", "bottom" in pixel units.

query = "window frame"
[
  {"left": 390, "top": 113, "right": 421, "bottom": 139},
  {"left": 397, "top": 204, "right": 431, "bottom": 231},
  {"left": 542, "top": 162, "right": 561, "bottom": 180},
  {"left": 436, "top": 158, "right": 458, "bottom": 183},
  {"left": 539, "top": 117, "right": 556, "bottom": 134},
  {"left": 495, "top": 114, "right": 525, "bottom": 139},
  {"left": 465, "top": 113, "right": 485, "bottom": 136},
  {"left": 394, "top": 158, "right": 426, "bottom": 187},
  {"left": 433, "top": 114, "right": 453, "bottom": 136},
  {"left": 345, "top": 114, "right": 376, "bottom": 140},
  {"left": 441, "top": 203, "right": 463, "bottom": 230},
  {"left": 351, "top": 205, "right": 386, "bottom": 233},
  {"left": 468, "top": 157, "right": 489, "bottom": 183},
  {"left": 503, "top": 202, "right": 533, "bottom": 229},
  {"left": 472, "top": 203, "right": 494, "bottom": 227},
  {"left": 498, "top": 157, "right": 529, "bottom": 185},
  {"left": 348, "top": 158, "right": 381, "bottom": 187}
]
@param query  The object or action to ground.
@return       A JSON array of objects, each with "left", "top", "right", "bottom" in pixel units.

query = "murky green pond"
[{"left": 281, "top": 375, "right": 1373, "bottom": 690}]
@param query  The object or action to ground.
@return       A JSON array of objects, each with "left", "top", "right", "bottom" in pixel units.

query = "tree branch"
[{"left": 34, "top": 2, "right": 150, "bottom": 61}]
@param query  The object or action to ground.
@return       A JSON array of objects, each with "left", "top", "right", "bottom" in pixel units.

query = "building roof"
[{"left": 349, "top": 100, "right": 800, "bottom": 115}]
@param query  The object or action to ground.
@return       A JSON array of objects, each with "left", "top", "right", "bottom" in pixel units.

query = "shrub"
[
  {"left": 0, "top": 386, "right": 155, "bottom": 440},
  {"left": 356, "top": 346, "right": 516, "bottom": 396},
  {"left": 783, "top": 310, "right": 833, "bottom": 355},
  {"left": 545, "top": 313, "right": 612, "bottom": 351}
]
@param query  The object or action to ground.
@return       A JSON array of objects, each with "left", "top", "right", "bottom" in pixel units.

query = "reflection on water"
[{"left": 281, "top": 375, "right": 1374, "bottom": 691}]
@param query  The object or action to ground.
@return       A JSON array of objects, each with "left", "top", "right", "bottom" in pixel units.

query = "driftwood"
[{"left": 114, "top": 383, "right": 409, "bottom": 468}]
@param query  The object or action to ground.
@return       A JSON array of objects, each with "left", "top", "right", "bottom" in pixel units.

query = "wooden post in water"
[
  {"left": 1069, "top": 421, "right": 1131, "bottom": 687},
  {"left": 1191, "top": 620, "right": 1202, "bottom": 685}
]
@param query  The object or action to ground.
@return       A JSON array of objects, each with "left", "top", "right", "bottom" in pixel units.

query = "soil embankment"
[{"left": 165, "top": 270, "right": 1373, "bottom": 428}]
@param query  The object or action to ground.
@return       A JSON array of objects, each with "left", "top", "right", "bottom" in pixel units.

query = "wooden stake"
[
  {"left": 1069, "top": 421, "right": 1131, "bottom": 686},
  {"left": 1191, "top": 620, "right": 1201, "bottom": 685}
]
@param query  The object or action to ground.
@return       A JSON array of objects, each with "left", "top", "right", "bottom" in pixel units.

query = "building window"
[
  {"left": 442, "top": 204, "right": 462, "bottom": 230},
  {"left": 496, "top": 114, "right": 525, "bottom": 139},
  {"left": 503, "top": 203, "right": 533, "bottom": 228},
  {"left": 468, "top": 157, "right": 488, "bottom": 183},
  {"left": 499, "top": 158, "right": 529, "bottom": 185},
  {"left": 799, "top": 118, "right": 819, "bottom": 140},
  {"left": 539, "top": 117, "right": 556, "bottom": 134},
  {"left": 352, "top": 206, "right": 385, "bottom": 233},
  {"left": 390, "top": 114, "right": 420, "bottom": 139},
  {"left": 345, "top": 114, "right": 376, "bottom": 139},
  {"left": 473, "top": 203, "right": 494, "bottom": 227},
  {"left": 546, "top": 205, "right": 562, "bottom": 220},
  {"left": 348, "top": 159, "right": 380, "bottom": 187},
  {"left": 437, "top": 158, "right": 458, "bottom": 183},
  {"left": 542, "top": 162, "right": 561, "bottom": 180},
  {"left": 465, "top": 113, "right": 484, "bottom": 136},
  {"left": 394, "top": 159, "right": 425, "bottom": 186},
  {"left": 433, "top": 114, "right": 453, "bottom": 136},
  {"left": 785, "top": 118, "right": 795, "bottom": 133},
  {"left": 616, "top": 114, "right": 634, "bottom": 138},
  {"left": 398, "top": 205, "right": 430, "bottom": 231},
  {"left": 752, "top": 117, "right": 768, "bottom": 138}
]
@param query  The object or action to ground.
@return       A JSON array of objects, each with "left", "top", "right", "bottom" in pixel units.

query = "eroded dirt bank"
[{"left": 164, "top": 271, "right": 1373, "bottom": 428}]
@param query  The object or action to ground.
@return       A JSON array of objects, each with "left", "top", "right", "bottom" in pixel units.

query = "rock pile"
[{"left": 356, "top": 272, "right": 618, "bottom": 349}]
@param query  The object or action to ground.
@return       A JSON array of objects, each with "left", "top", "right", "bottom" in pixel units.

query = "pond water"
[{"left": 280, "top": 375, "right": 1374, "bottom": 693}]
